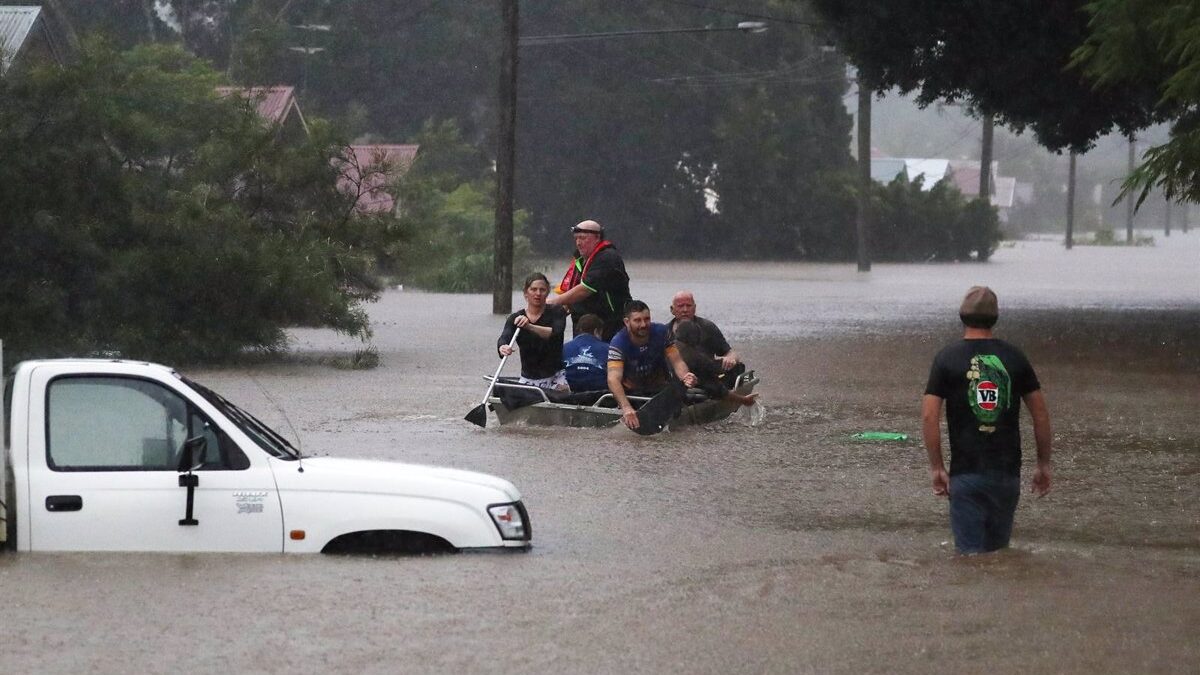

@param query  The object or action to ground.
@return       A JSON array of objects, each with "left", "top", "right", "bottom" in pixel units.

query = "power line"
[{"left": 648, "top": 0, "right": 823, "bottom": 27}]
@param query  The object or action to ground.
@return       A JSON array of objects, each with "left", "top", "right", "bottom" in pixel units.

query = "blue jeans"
[{"left": 949, "top": 471, "right": 1021, "bottom": 554}]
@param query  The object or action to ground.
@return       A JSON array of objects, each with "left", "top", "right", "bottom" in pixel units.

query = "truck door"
[{"left": 25, "top": 369, "right": 283, "bottom": 552}]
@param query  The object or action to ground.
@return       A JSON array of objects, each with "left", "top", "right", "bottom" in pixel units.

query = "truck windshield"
[{"left": 180, "top": 377, "right": 300, "bottom": 461}]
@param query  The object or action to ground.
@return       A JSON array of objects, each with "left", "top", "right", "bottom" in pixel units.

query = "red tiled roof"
[
  {"left": 338, "top": 144, "right": 420, "bottom": 214},
  {"left": 215, "top": 85, "right": 300, "bottom": 125}
]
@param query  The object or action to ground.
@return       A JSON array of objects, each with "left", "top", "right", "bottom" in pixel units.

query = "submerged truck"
[{"left": 0, "top": 346, "right": 531, "bottom": 553}]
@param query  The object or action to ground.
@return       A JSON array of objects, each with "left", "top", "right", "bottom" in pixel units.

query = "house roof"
[
  {"left": 215, "top": 85, "right": 306, "bottom": 131},
  {"left": 338, "top": 144, "right": 420, "bottom": 214},
  {"left": 870, "top": 158, "right": 908, "bottom": 184},
  {"left": 903, "top": 158, "right": 950, "bottom": 190},
  {"left": 0, "top": 6, "right": 41, "bottom": 73}
]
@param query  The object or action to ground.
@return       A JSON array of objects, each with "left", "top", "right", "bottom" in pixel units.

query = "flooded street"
[{"left": 3, "top": 235, "right": 1198, "bottom": 673}]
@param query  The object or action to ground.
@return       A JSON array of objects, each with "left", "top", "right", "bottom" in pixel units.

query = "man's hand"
[
  {"left": 621, "top": 406, "right": 639, "bottom": 430},
  {"left": 720, "top": 354, "right": 738, "bottom": 371},
  {"left": 513, "top": 315, "right": 530, "bottom": 328},
  {"left": 1031, "top": 462, "right": 1052, "bottom": 497},
  {"left": 930, "top": 466, "right": 949, "bottom": 498},
  {"left": 681, "top": 372, "right": 697, "bottom": 388},
  {"left": 499, "top": 345, "right": 514, "bottom": 357}
]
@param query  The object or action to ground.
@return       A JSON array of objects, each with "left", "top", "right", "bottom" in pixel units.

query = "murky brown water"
[{"left": 3, "top": 236, "right": 1198, "bottom": 673}]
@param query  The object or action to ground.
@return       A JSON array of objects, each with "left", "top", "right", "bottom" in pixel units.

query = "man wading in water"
[{"left": 922, "top": 286, "right": 1053, "bottom": 554}]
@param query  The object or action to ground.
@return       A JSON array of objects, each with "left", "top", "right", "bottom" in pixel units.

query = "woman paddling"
[{"left": 497, "top": 272, "right": 569, "bottom": 391}]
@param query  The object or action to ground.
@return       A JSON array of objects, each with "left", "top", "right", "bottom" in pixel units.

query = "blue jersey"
[
  {"left": 608, "top": 323, "right": 674, "bottom": 390},
  {"left": 562, "top": 334, "right": 609, "bottom": 392}
]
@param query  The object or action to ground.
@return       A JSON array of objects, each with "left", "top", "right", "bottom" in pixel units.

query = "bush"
[
  {"left": 391, "top": 121, "right": 533, "bottom": 292},
  {"left": 0, "top": 41, "right": 394, "bottom": 363},
  {"left": 871, "top": 178, "right": 1001, "bottom": 262}
]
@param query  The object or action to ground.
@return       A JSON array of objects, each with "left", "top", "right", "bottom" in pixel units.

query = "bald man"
[
  {"left": 666, "top": 290, "right": 743, "bottom": 379},
  {"left": 547, "top": 219, "right": 631, "bottom": 341}
]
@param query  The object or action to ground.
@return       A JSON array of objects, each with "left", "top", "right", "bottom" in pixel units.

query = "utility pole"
[
  {"left": 1164, "top": 194, "right": 1172, "bottom": 237},
  {"left": 979, "top": 112, "right": 994, "bottom": 203},
  {"left": 494, "top": 0, "right": 518, "bottom": 314},
  {"left": 1066, "top": 150, "right": 1076, "bottom": 250},
  {"left": 855, "top": 76, "right": 871, "bottom": 272},
  {"left": 1126, "top": 135, "right": 1136, "bottom": 244}
]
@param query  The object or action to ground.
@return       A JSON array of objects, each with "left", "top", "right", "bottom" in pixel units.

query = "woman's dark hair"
[
  {"left": 522, "top": 272, "right": 550, "bottom": 291},
  {"left": 673, "top": 320, "right": 702, "bottom": 346}
]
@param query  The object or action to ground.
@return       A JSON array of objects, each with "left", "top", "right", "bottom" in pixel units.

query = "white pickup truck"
[{"left": 0, "top": 350, "right": 531, "bottom": 553}]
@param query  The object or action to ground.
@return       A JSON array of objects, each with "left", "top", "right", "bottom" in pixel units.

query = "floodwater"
[{"left": 3, "top": 234, "right": 1198, "bottom": 673}]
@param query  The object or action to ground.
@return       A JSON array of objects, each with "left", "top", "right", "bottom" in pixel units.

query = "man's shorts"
[{"left": 949, "top": 471, "right": 1021, "bottom": 554}]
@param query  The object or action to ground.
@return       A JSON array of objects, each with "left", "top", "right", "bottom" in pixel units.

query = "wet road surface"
[{"left": 2, "top": 235, "right": 1198, "bottom": 673}]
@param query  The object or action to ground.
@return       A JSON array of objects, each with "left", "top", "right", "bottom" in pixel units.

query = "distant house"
[
  {"left": 948, "top": 159, "right": 1017, "bottom": 220},
  {"left": 870, "top": 158, "right": 908, "bottom": 185},
  {"left": 0, "top": 4, "right": 73, "bottom": 75},
  {"left": 903, "top": 158, "right": 951, "bottom": 190},
  {"left": 215, "top": 85, "right": 308, "bottom": 140},
  {"left": 337, "top": 144, "right": 420, "bottom": 215}
]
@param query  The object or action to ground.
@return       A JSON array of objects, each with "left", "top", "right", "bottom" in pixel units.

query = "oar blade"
[
  {"left": 634, "top": 382, "right": 685, "bottom": 436},
  {"left": 464, "top": 404, "right": 488, "bottom": 428}
]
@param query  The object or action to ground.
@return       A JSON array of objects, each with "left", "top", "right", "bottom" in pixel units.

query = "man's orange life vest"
[{"left": 556, "top": 240, "right": 614, "bottom": 294}]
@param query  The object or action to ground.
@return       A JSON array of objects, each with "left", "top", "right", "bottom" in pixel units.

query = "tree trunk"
[{"left": 855, "top": 77, "right": 871, "bottom": 272}]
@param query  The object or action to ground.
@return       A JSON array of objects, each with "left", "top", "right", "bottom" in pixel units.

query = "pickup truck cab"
[{"left": 1, "top": 357, "right": 531, "bottom": 553}]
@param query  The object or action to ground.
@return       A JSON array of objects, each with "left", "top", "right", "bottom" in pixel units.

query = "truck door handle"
[{"left": 45, "top": 495, "right": 83, "bottom": 512}]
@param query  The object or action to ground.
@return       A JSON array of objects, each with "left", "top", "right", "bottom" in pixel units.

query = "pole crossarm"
[{"left": 519, "top": 22, "right": 766, "bottom": 46}]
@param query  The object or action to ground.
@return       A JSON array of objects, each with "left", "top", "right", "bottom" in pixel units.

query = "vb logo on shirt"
[
  {"left": 976, "top": 380, "right": 999, "bottom": 410},
  {"left": 966, "top": 355, "right": 1010, "bottom": 426}
]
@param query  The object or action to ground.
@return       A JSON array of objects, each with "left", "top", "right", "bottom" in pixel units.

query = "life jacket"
[{"left": 556, "top": 240, "right": 614, "bottom": 294}]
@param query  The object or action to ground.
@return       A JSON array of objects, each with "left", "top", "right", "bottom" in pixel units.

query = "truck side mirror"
[
  {"left": 177, "top": 435, "right": 207, "bottom": 473},
  {"left": 177, "top": 435, "right": 206, "bottom": 527}
]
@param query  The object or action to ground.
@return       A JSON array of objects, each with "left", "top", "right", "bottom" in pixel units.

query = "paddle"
[
  {"left": 465, "top": 328, "right": 520, "bottom": 428},
  {"left": 633, "top": 379, "right": 687, "bottom": 436}
]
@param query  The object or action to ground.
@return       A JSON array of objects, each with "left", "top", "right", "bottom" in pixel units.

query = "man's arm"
[
  {"left": 607, "top": 361, "right": 638, "bottom": 430},
  {"left": 1023, "top": 389, "right": 1053, "bottom": 496},
  {"left": 921, "top": 394, "right": 949, "bottom": 497},
  {"left": 718, "top": 349, "right": 740, "bottom": 372},
  {"left": 547, "top": 283, "right": 593, "bottom": 307},
  {"left": 665, "top": 347, "right": 698, "bottom": 388}
]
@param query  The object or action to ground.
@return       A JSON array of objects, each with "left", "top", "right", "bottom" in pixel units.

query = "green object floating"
[{"left": 852, "top": 431, "right": 909, "bottom": 442}]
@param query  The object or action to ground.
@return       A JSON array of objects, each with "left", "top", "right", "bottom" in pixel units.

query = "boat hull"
[{"left": 487, "top": 372, "right": 759, "bottom": 429}]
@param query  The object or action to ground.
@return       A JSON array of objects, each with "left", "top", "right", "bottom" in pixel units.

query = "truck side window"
[{"left": 47, "top": 376, "right": 247, "bottom": 472}]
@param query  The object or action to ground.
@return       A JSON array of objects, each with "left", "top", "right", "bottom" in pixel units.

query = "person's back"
[
  {"left": 563, "top": 333, "right": 609, "bottom": 392},
  {"left": 927, "top": 338, "right": 1038, "bottom": 475}
]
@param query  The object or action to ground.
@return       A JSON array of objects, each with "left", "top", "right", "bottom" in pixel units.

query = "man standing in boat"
[
  {"left": 607, "top": 300, "right": 697, "bottom": 431},
  {"left": 546, "top": 219, "right": 631, "bottom": 341}
]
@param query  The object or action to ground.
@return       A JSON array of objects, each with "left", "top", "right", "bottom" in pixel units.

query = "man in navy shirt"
[
  {"left": 562, "top": 314, "right": 609, "bottom": 392},
  {"left": 607, "top": 300, "right": 697, "bottom": 431},
  {"left": 922, "top": 286, "right": 1053, "bottom": 554}
]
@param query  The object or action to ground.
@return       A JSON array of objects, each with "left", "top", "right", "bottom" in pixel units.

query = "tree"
[
  {"left": 1073, "top": 1, "right": 1200, "bottom": 204},
  {"left": 0, "top": 39, "right": 395, "bottom": 361},
  {"left": 808, "top": 0, "right": 1169, "bottom": 152}
]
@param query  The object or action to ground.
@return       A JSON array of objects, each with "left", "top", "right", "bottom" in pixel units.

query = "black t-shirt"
[
  {"left": 571, "top": 247, "right": 631, "bottom": 340},
  {"left": 666, "top": 316, "right": 732, "bottom": 358},
  {"left": 925, "top": 338, "right": 1040, "bottom": 476},
  {"left": 498, "top": 305, "right": 568, "bottom": 379}
]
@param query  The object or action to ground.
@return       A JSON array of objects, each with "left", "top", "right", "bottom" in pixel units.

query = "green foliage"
[
  {"left": 1079, "top": 228, "right": 1155, "bottom": 247},
  {"left": 809, "top": 0, "right": 1167, "bottom": 152},
  {"left": 0, "top": 39, "right": 394, "bottom": 362},
  {"left": 1074, "top": 1, "right": 1200, "bottom": 206},
  {"left": 871, "top": 178, "right": 1001, "bottom": 262},
  {"left": 392, "top": 120, "right": 532, "bottom": 292}
]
